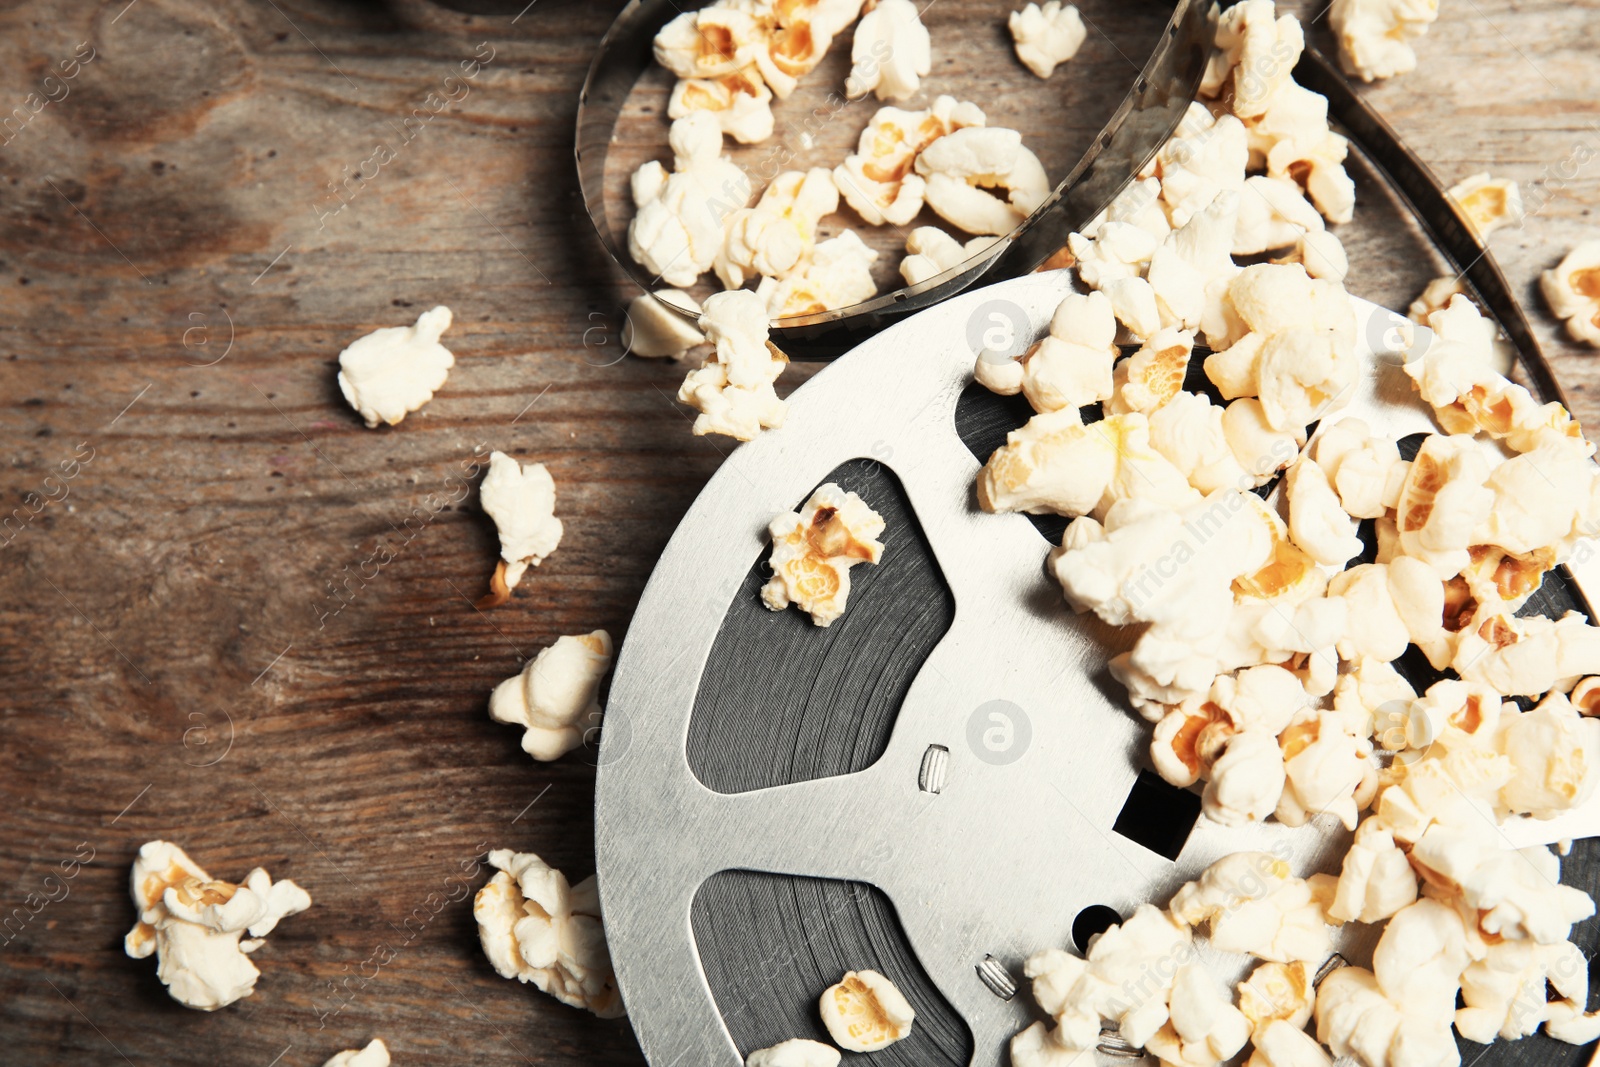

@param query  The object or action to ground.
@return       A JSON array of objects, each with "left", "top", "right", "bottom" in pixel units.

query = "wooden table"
[{"left": 1, "top": 1, "right": 1597, "bottom": 1064}]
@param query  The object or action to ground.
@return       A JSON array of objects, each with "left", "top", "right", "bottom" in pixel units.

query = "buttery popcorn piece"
[
  {"left": 819, "top": 969, "right": 915, "bottom": 1052},
  {"left": 337, "top": 306, "right": 454, "bottom": 429},
  {"left": 321, "top": 1040, "right": 389, "bottom": 1067},
  {"left": 915, "top": 126, "right": 1050, "bottom": 236},
  {"left": 474, "top": 849, "right": 622, "bottom": 1017},
  {"left": 654, "top": 7, "right": 769, "bottom": 81},
  {"left": 715, "top": 167, "right": 839, "bottom": 289},
  {"left": 479, "top": 451, "right": 563, "bottom": 600},
  {"left": 747, "top": 1039, "right": 841, "bottom": 1067},
  {"left": 1169, "top": 852, "right": 1332, "bottom": 962},
  {"left": 124, "top": 840, "right": 311, "bottom": 1011},
  {"left": 1109, "top": 327, "right": 1194, "bottom": 415},
  {"left": 846, "top": 0, "right": 929, "bottom": 101},
  {"left": 982, "top": 410, "right": 1200, "bottom": 520},
  {"left": 751, "top": 0, "right": 868, "bottom": 99},
  {"left": 679, "top": 289, "right": 787, "bottom": 440},
  {"left": 624, "top": 290, "right": 705, "bottom": 359},
  {"left": 1540, "top": 240, "right": 1600, "bottom": 347},
  {"left": 763, "top": 483, "right": 885, "bottom": 627},
  {"left": 488, "top": 631, "right": 613, "bottom": 762},
  {"left": 757, "top": 230, "right": 879, "bottom": 317},
  {"left": 1275, "top": 710, "right": 1376, "bottom": 829},
  {"left": 628, "top": 112, "right": 753, "bottom": 287},
  {"left": 669, "top": 68, "right": 775, "bottom": 144},
  {"left": 1238, "top": 961, "right": 1315, "bottom": 1034},
  {"left": 1447, "top": 173, "right": 1524, "bottom": 239},
  {"left": 834, "top": 96, "right": 985, "bottom": 226},
  {"left": 1391, "top": 434, "right": 1494, "bottom": 579},
  {"left": 1009, "top": 2, "right": 1086, "bottom": 79},
  {"left": 1329, "top": 0, "right": 1440, "bottom": 82}
]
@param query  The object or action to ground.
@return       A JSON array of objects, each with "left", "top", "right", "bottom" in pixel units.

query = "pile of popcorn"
[{"left": 977, "top": 3, "right": 1600, "bottom": 1065}]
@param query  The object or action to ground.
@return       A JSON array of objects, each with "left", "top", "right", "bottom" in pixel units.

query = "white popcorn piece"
[
  {"left": 1244, "top": 81, "right": 1356, "bottom": 225},
  {"left": 980, "top": 409, "right": 1201, "bottom": 520},
  {"left": 1203, "top": 729, "right": 1287, "bottom": 826},
  {"left": 1016, "top": 290, "right": 1120, "bottom": 414},
  {"left": 746, "top": 1039, "right": 841, "bottom": 1067},
  {"left": 1101, "top": 274, "right": 1162, "bottom": 341},
  {"left": 1288, "top": 229, "right": 1349, "bottom": 284},
  {"left": 1313, "top": 419, "right": 1404, "bottom": 520},
  {"left": 1452, "top": 608, "right": 1600, "bottom": 699},
  {"left": 1457, "top": 938, "right": 1594, "bottom": 1043},
  {"left": 488, "top": 631, "right": 613, "bottom": 762},
  {"left": 819, "top": 969, "right": 915, "bottom": 1052},
  {"left": 1476, "top": 434, "right": 1600, "bottom": 560},
  {"left": 1410, "top": 823, "right": 1595, "bottom": 946},
  {"left": 915, "top": 126, "right": 1050, "bottom": 236},
  {"left": 1570, "top": 675, "right": 1600, "bottom": 716},
  {"left": 1149, "top": 192, "right": 1241, "bottom": 336},
  {"left": 1234, "top": 175, "right": 1326, "bottom": 254},
  {"left": 834, "top": 96, "right": 985, "bottom": 226},
  {"left": 669, "top": 68, "right": 775, "bottom": 144},
  {"left": 337, "top": 306, "right": 454, "bottom": 429},
  {"left": 1541, "top": 240, "right": 1600, "bottom": 347},
  {"left": 1009, "top": 1021, "right": 1086, "bottom": 1067},
  {"left": 1238, "top": 961, "right": 1315, "bottom": 1035},
  {"left": 1498, "top": 690, "right": 1600, "bottom": 818},
  {"left": 124, "top": 840, "right": 311, "bottom": 1011},
  {"left": 1051, "top": 490, "right": 1272, "bottom": 643},
  {"left": 1204, "top": 263, "right": 1358, "bottom": 432},
  {"left": 678, "top": 289, "right": 787, "bottom": 440},
  {"left": 1158, "top": 111, "right": 1250, "bottom": 230},
  {"left": 1020, "top": 904, "right": 1194, "bottom": 1052},
  {"left": 1325, "top": 564, "right": 1411, "bottom": 664},
  {"left": 624, "top": 290, "right": 706, "bottom": 359},
  {"left": 1202, "top": 0, "right": 1305, "bottom": 118},
  {"left": 1009, "top": 1, "right": 1086, "bottom": 79},
  {"left": 1447, "top": 173, "right": 1524, "bottom": 239},
  {"left": 846, "top": 0, "right": 930, "bottom": 101},
  {"left": 1222, "top": 397, "right": 1304, "bottom": 487},
  {"left": 1314, "top": 966, "right": 1457, "bottom": 1067},
  {"left": 629, "top": 113, "right": 753, "bottom": 287},
  {"left": 1326, "top": 818, "right": 1417, "bottom": 924},
  {"left": 1245, "top": 1019, "right": 1332, "bottom": 1067},
  {"left": 899, "top": 227, "right": 996, "bottom": 286},
  {"left": 1284, "top": 456, "right": 1362, "bottom": 568},
  {"left": 479, "top": 452, "right": 563, "bottom": 599},
  {"left": 1211, "top": 664, "right": 1311, "bottom": 736},
  {"left": 1145, "top": 962, "right": 1252, "bottom": 1067},
  {"left": 1275, "top": 710, "right": 1376, "bottom": 830},
  {"left": 1329, "top": 0, "right": 1441, "bottom": 82},
  {"left": 1371, "top": 898, "right": 1472, "bottom": 1020},
  {"left": 762, "top": 483, "right": 885, "bottom": 627},
  {"left": 1170, "top": 852, "right": 1332, "bottom": 963},
  {"left": 715, "top": 167, "right": 839, "bottom": 289},
  {"left": 474, "top": 849, "right": 622, "bottom": 1018},
  {"left": 1148, "top": 390, "right": 1252, "bottom": 494},
  {"left": 321, "top": 1040, "right": 390, "bottom": 1067},
  {"left": 757, "top": 229, "right": 879, "bottom": 317}
]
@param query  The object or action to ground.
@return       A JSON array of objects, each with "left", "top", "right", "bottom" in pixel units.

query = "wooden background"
[{"left": 1, "top": 1, "right": 1598, "bottom": 1064}]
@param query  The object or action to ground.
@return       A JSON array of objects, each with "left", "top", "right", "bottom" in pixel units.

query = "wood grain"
[{"left": 1, "top": 1, "right": 1598, "bottom": 1065}]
